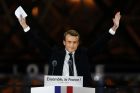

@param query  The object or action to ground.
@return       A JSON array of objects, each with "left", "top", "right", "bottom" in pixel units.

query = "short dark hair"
[{"left": 63, "top": 29, "right": 80, "bottom": 40}]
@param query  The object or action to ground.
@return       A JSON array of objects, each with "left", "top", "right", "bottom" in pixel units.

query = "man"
[{"left": 17, "top": 12, "right": 121, "bottom": 87}]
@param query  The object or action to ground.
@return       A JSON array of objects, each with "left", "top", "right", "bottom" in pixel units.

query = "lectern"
[
  {"left": 31, "top": 75, "right": 95, "bottom": 93},
  {"left": 31, "top": 86, "right": 95, "bottom": 93}
]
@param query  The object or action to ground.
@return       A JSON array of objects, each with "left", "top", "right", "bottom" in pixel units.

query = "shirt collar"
[{"left": 65, "top": 49, "right": 75, "bottom": 55}]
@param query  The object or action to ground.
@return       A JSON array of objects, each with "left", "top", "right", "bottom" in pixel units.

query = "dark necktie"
[{"left": 69, "top": 53, "right": 74, "bottom": 76}]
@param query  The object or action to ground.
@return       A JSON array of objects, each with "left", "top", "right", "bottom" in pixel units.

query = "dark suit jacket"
[
  {"left": 48, "top": 47, "right": 93, "bottom": 87},
  {"left": 24, "top": 27, "right": 113, "bottom": 87}
]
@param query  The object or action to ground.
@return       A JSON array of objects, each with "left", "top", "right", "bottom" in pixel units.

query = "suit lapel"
[
  {"left": 74, "top": 49, "right": 81, "bottom": 76},
  {"left": 57, "top": 49, "right": 66, "bottom": 75}
]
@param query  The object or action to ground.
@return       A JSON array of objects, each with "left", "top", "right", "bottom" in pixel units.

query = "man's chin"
[{"left": 68, "top": 50, "right": 75, "bottom": 53}]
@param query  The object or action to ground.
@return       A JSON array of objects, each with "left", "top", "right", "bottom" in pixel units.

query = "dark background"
[{"left": 0, "top": 0, "right": 140, "bottom": 93}]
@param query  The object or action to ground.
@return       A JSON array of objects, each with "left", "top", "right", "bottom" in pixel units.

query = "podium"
[
  {"left": 31, "top": 75, "right": 95, "bottom": 93},
  {"left": 31, "top": 86, "right": 95, "bottom": 93}
]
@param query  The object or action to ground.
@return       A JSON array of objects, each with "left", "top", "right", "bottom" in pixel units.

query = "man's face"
[{"left": 63, "top": 34, "right": 79, "bottom": 53}]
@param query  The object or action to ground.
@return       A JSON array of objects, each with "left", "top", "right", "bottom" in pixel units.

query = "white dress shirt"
[
  {"left": 24, "top": 26, "right": 30, "bottom": 32},
  {"left": 62, "top": 50, "right": 78, "bottom": 76}
]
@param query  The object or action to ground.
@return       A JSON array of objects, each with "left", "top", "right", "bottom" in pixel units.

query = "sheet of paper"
[{"left": 15, "top": 6, "right": 27, "bottom": 19}]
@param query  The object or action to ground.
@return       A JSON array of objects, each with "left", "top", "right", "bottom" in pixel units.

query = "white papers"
[{"left": 15, "top": 6, "right": 27, "bottom": 19}]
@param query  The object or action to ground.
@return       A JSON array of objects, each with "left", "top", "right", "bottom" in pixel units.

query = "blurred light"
[
  {"left": 32, "top": 6, "right": 39, "bottom": 17},
  {"left": 94, "top": 74, "right": 101, "bottom": 81},
  {"left": 83, "top": 0, "right": 95, "bottom": 7},
  {"left": 94, "top": 65, "right": 104, "bottom": 81},
  {"left": 68, "top": 0, "right": 96, "bottom": 8},
  {"left": 69, "top": 0, "right": 81, "bottom": 3}
]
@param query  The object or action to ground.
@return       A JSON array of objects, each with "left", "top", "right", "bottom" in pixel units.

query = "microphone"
[
  {"left": 68, "top": 60, "right": 74, "bottom": 76},
  {"left": 51, "top": 60, "right": 57, "bottom": 75}
]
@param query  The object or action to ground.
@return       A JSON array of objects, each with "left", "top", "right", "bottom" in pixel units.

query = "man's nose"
[{"left": 70, "top": 43, "right": 74, "bottom": 47}]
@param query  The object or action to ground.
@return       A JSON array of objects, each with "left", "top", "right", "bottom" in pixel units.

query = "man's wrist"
[{"left": 111, "top": 25, "right": 118, "bottom": 31}]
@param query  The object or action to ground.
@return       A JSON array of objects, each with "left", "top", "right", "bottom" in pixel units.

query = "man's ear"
[{"left": 63, "top": 40, "right": 65, "bottom": 46}]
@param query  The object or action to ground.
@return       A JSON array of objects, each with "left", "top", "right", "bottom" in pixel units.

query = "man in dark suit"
[{"left": 17, "top": 12, "right": 121, "bottom": 87}]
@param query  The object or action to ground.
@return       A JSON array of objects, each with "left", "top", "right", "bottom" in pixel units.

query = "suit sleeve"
[
  {"left": 88, "top": 29, "right": 114, "bottom": 56},
  {"left": 23, "top": 26, "right": 52, "bottom": 59}
]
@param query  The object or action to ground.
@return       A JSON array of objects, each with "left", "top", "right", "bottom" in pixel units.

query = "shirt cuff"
[
  {"left": 24, "top": 26, "right": 30, "bottom": 32},
  {"left": 109, "top": 28, "right": 116, "bottom": 35}
]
